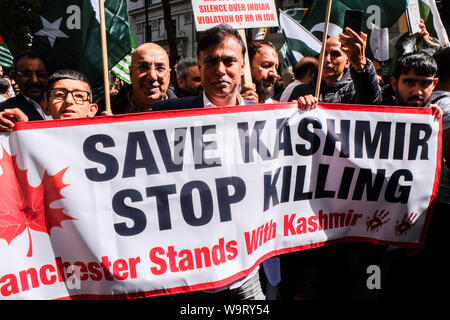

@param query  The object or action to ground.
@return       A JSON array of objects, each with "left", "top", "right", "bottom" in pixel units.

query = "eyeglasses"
[
  {"left": 16, "top": 70, "right": 49, "bottom": 79},
  {"left": 48, "top": 88, "right": 91, "bottom": 104},
  {"left": 133, "top": 61, "right": 169, "bottom": 77}
]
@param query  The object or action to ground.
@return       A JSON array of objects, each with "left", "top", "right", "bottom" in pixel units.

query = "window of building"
[
  {"left": 145, "top": 25, "right": 152, "bottom": 42},
  {"left": 184, "top": 13, "right": 192, "bottom": 25},
  {"left": 172, "top": 19, "right": 177, "bottom": 35}
]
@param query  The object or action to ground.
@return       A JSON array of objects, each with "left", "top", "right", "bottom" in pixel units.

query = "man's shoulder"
[
  {"left": 153, "top": 94, "right": 203, "bottom": 111},
  {"left": 288, "top": 82, "right": 315, "bottom": 101},
  {"left": 0, "top": 94, "right": 45, "bottom": 121},
  {"left": 167, "top": 88, "right": 178, "bottom": 99},
  {"left": 0, "top": 94, "right": 36, "bottom": 114},
  {"left": 245, "top": 99, "right": 258, "bottom": 105},
  {"left": 0, "top": 95, "right": 26, "bottom": 110},
  {"left": 431, "top": 91, "right": 450, "bottom": 106}
]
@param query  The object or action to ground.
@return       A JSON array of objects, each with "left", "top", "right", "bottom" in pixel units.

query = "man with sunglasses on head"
[
  {"left": 0, "top": 53, "right": 50, "bottom": 121},
  {"left": 0, "top": 69, "right": 97, "bottom": 131}
]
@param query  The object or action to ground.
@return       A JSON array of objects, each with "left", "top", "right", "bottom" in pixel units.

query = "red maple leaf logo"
[{"left": 0, "top": 146, "right": 75, "bottom": 257}]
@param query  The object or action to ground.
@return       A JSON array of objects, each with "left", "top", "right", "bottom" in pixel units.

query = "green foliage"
[{"left": 0, "top": 0, "right": 42, "bottom": 56}]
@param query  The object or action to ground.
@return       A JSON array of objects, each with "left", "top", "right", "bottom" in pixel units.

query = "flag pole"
[
  {"left": 99, "top": 0, "right": 111, "bottom": 112},
  {"left": 238, "top": 29, "right": 253, "bottom": 86},
  {"left": 315, "top": 0, "right": 333, "bottom": 99}
]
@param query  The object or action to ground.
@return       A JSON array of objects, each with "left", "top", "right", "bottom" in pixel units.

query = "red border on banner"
[{"left": 10, "top": 102, "right": 436, "bottom": 131}]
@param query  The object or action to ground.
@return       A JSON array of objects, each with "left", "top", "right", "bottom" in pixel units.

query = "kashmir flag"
[
  {"left": 254, "top": 27, "right": 268, "bottom": 40},
  {"left": 0, "top": 35, "right": 14, "bottom": 68},
  {"left": 279, "top": 10, "right": 322, "bottom": 66},
  {"left": 32, "top": 0, "right": 131, "bottom": 90},
  {"left": 419, "top": 0, "right": 449, "bottom": 47},
  {"left": 298, "top": 0, "right": 409, "bottom": 62},
  {"left": 111, "top": 29, "right": 136, "bottom": 84}
]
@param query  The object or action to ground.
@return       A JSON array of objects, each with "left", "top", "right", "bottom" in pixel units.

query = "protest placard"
[{"left": 191, "top": 0, "right": 279, "bottom": 32}]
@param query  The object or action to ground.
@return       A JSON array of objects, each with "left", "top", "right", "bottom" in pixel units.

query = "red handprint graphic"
[
  {"left": 366, "top": 210, "right": 390, "bottom": 232},
  {"left": 395, "top": 213, "right": 418, "bottom": 236}
]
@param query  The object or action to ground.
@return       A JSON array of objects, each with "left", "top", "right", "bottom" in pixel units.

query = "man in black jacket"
[
  {"left": 288, "top": 28, "right": 382, "bottom": 107},
  {"left": 0, "top": 53, "right": 50, "bottom": 121}
]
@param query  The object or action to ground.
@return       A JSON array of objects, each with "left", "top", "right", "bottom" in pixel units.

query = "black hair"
[
  {"left": 13, "top": 52, "right": 46, "bottom": 70},
  {"left": 248, "top": 40, "right": 278, "bottom": 63},
  {"left": 197, "top": 24, "right": 246, "bottom": 59},
  {"left": 176, "top": 57, "right": 198, "bottom": 80},
  {"left": 0, "top": 77, "right": 10, "bottom": 94},
  {"left": 393, "top": 51, "right": 437, "bottom": 79},
  {"left": 47, "top": 69, "right": 91, "bottom": 93},
  {"left": 433, "top": 46, "right": 450, "bottom": 82},
  {"left": 294, "top": 59, "right": 319, "bottom": 81}
]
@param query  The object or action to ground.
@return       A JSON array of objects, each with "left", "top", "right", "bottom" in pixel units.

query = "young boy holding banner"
[{"left": 0, "top": 69, "right": 98, "bottom": 131}]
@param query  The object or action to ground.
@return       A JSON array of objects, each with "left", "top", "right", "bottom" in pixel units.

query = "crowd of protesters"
[{"left": 0, "top": 19, "right": 449, "bottom": 300}]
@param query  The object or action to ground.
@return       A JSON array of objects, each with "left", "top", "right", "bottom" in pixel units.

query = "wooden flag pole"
[
  {"left": 315, "top": 0, "right": 333, "bottom": 99},
  {"left": 238, "top": 29, "right": 253, "bottom": 86},
  {"left": 99, "top": 0, "right": 111, "bottom": 112}
]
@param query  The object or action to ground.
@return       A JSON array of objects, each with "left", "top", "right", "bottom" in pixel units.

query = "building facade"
[{"left": 127, "top": 0, "right": 312, "bottom": 60}]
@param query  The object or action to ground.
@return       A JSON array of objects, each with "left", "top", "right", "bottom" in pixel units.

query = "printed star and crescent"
[{"left": 35, "top": 16, "right": 69, "bottom": 47}]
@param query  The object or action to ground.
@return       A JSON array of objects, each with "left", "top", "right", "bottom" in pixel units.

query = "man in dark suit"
[
  {"left": 154, "top": 24, "right": 280, "bottom": 300},
  {"left": 153, "top": 24, "right": 257, "bottom": 112},
  {"left": 0, "top": 53, "right": 50, "bottom": 121}
]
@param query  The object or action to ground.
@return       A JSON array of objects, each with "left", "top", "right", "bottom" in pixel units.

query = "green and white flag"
[
  {"left": 298, "top": 0, "right": 409, "bottom": 61},
  {"left": 32, "top": 0, "right": 131, "bottom": 88},
  {"left": 0, "top": 35, "right": 14, "bottom": 68},
  {"left": 284, "top": 8, "right": 309, "bottom": 22},
  {"left": 279, "top": 10, "right": 322, "bottom": 66},
  {"left": 419, "top": 0, "right": 449, "bottom": 46},
  {"left": 111, "top": 29, "right": 135, "bottom": 84}
]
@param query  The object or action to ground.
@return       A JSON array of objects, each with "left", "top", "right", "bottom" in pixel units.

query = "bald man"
[
  {"left": 287, "top": 29, "right": 382, "bottom": 106},
  {"left": 106, "top": 42, "right": 177, "bottom": 115}
]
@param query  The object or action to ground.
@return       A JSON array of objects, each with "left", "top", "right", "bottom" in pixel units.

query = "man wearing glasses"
[
  {"left": 0, "top": 53, "right": 50, "bottom": 121},
  {"left": 101, "top": 42, "right": 177, "bottom": 115},
  {"left": 0, "top": 69, "right": 97, "bottom": 131}
]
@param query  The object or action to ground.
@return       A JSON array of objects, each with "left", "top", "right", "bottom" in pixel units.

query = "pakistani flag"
[
  {"left": 279, "top": 10, "right": 322, "bottom": 66},
  {"left": 419, "top": 0, "right": 449, "bottom": 46},
  {"left": 32, "top": 0, "right": 131, "bottom": 89},
  {"left": 299, "top": 0, "right": 409, "bottom": 61},
  {"left": 284, "top": 8, "right": 309, "bottom": 22},
  {"left": 0, "top": 35, "right": 14, "bottom": 68}
]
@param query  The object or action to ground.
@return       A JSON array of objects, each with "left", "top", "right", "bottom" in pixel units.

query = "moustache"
[
  {"left": 264, "top": 76, "right": 276, "bottom": 84},
  {"left": 407, "top": 95, "right": 424, "bottom": 102},
  {"left": 25, "top": 83, "right": 45, "bottom": 89},
  {"left": 213, "top": 78, "right": 232, "bottom": 85}
]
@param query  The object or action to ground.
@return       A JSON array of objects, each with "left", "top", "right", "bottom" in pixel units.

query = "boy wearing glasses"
[
  {"left": 0, "top": 53, "right": 50, "bottom": 120},
  {"left": 0, "top": 69, "right": 98, "bottom": 131}
]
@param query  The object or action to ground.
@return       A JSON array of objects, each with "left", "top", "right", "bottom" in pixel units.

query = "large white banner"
[{"left": 0, "top": 102, "right": 441, "bottom": 299}]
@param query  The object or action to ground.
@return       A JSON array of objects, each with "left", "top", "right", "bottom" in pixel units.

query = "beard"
[
  {"left": 254, "top": 78, "right": 275, "bottom": 102},
  {"left": 396, "top": 90, "right": 426, "bottom": 108}
]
